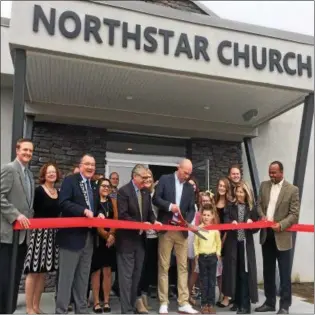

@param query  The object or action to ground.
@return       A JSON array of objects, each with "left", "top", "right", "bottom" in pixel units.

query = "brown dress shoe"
[
  {"left": 135, "top": 298, "right": 149, "bottom": 314},
  {"left": 208, "top": 305, "right": 216, "bottom": 314},
  {"left": 141, "top": 295, "right": 152, "bottom": 311},
  {"left": 201, "top": 305, "right": 209, "bottom": 314}
]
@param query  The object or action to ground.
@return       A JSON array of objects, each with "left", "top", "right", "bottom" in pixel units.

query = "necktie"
[
  {"left": 24, "top": 168, "right": 31, "bottom": 202},
  {"left": 137, "top": 189, "right": 143, "bottom": 235},
  {"left": 86, "top": 180, "right": 94, "bottom": 213},
  {"left": 137, "top": 189, "right": 143, "bottom": 220}
]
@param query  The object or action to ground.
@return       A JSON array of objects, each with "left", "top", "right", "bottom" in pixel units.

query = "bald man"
[{"left": 153, "top": 159, "right": 198, "bottom": 314}]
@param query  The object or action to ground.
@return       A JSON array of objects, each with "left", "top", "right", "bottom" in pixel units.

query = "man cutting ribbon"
[{"left": 152, "top": 159, "right": 198, "bottom": 314}]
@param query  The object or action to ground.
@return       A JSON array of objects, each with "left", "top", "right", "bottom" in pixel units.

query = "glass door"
[{"left": 193, "top": 159, "right": 210, "bottom": 191}]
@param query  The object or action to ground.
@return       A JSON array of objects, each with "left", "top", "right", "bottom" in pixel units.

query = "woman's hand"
[
  {"left": 98, "top": 213, "right": 105, "bottom": 219},
  {"left": 232, "top": 220, "right": 238, "bottom": 225},
  {"left": 247, "top": 219, "right": 253, "bottom": 223},
  {"left": 194, "top": 255, "right": 199, "bottom": 265},
  {"left": 106, "top": 234, "right": 115, "bottom": 248}
]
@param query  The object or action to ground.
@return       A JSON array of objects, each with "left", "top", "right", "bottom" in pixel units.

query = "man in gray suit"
[
  {"left": 255, "top": 161, "right": 300, "bottom": 315},
  {"left": 0, "top": 138, "right": 35, "bottom": 313}
]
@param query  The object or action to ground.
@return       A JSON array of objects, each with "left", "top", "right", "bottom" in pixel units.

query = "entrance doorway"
[
  {"left": 105, "top": 152, "right": 182, "bottom": 187},
  {"left": 148, "top": 165, "right": 177, "bottom": 181}
]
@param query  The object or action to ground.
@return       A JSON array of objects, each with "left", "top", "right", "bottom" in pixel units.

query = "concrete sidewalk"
[{"left": 15, "top": 289, "right": 314, "bottom": 314}]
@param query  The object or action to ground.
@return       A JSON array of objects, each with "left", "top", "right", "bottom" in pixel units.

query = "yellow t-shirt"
[{"left": 194, "top": 224, "right": 221, "bottom": 257}]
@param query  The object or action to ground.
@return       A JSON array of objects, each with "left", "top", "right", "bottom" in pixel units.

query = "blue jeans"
[{"left": 198, "top": 254, "right": 217, "bottom": 306}]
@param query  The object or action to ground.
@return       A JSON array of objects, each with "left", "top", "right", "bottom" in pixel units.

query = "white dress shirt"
[
  {"left": 266, "top": 179, "right": 284, "bottom": 221},
  {"left": 169, "top": 172, "right": 184, "bottom": 222}
]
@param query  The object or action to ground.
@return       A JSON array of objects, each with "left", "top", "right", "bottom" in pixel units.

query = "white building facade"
[{"left": 1, "top": 0, "right": 314, "bottom": 285}]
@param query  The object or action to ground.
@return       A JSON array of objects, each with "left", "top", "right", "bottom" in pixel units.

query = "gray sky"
[{"left": 1, "top": 0, "right": 314, "bottom": 35}]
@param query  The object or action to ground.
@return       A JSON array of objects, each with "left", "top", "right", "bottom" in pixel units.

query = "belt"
[{"left": 199, "top": 253, "right": 216, "bottom": 257}]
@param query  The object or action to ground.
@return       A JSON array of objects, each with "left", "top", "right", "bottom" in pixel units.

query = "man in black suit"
[
  {"left": 55, "top": 154, "right": 104, "bottom": 314},
  {"left": 116, "top": 164, "right": 161, "bottom": 314},
  {"left": 152, "top": 159, "right": 198, "bottom": 314}
]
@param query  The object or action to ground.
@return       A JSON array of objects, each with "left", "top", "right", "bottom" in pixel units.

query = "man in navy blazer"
[
  {"left": 55, "top": 154, "right": 104, "bottom": 314},
  {"left": 116, "top": 164, "right": 161, "bottom": 314},
  {"left": 152, "top": 159, "right": 198, "bottom": 314}
]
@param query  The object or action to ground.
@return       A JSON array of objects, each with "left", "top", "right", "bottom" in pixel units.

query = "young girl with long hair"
[{"left": 214, "top": 178, "right": 232, "bottom": 307}]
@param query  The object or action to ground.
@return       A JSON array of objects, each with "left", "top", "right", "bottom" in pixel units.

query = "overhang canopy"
[{"left": 8, "top": 0, "right": 314, "bottom": 141}]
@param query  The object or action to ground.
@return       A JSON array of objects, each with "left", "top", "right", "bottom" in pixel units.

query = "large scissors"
[{"left": 170, "top": 212, "right": 209, "bottom": 240}]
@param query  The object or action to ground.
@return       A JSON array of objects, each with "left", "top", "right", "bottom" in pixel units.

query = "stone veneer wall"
[
  {"left": 19, "top": 122, "right": 107, "bottom": 292},
  {"left": 190, "top": 139, "right": 243, "bottom": 191},
  {"left": 142, "top": 0, "right": 209, "bottom": 14}
]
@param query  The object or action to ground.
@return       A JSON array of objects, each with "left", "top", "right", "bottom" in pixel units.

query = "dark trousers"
[
  {"left": 198, "top": 254, "right": 217, "bottom": 306},
  {"left": 117, "top": 243, "right": 145, "bottom": 314},
  {"left": 0, "top": 242, "right": 27, "bottom": 314},
  {"left": 235, "top": 241, "right": 250, "bottom": 310},
  {"left": 112, "top": 271, "right": 120, "bottom": 296},
  {"left": 262, "top": 229, "right": 291, "bottom": 310},
  {"left": 137, "top": 238, "right": 158, "bottom": 296}
]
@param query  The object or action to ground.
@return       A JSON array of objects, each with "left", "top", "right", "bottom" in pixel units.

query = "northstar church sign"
[{"left": 33, "top": 4, "right": 313, "bottom": 79}]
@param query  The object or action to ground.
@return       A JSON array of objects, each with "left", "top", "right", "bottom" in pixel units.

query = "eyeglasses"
[
  {"left": 101, "top": 184, "right": 111, "bottom": 188},
  {"left": 81, "top": 162, "right": 96, "bottom": 167}
]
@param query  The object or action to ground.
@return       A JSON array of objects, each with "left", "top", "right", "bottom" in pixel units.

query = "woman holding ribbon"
[
  {"left": 24, "top": 162, "right": 62, "bottom": 314},
  {"left": 222, "top": 181, "right": 259, "bottom": 314},
  {"left": 90, "top": 178, "right": 118, "bottom": 313}
]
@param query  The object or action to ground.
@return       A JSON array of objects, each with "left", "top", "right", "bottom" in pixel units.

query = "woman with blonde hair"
[{"left": 222, "top": 181, "right": 259, "bottom": 313}]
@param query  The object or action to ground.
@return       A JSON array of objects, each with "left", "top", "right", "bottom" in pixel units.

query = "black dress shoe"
[
  {"left": 255, "top": 304, "right": 276, "bottom": 312},
  {"left": 277, "top": 309, "right": 289, "bottom": 314},
  {"left": 230, "top": 304, "right": 238, "bottom": 311},
  {"left": 236, "top": 308, "right": 251, "bottom": 314}
]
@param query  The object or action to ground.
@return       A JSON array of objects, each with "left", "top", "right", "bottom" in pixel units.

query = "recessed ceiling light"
[
  {"left": 204, "top": 106, "right": 210, "bottom": 110},
  {"left": 127, "top": 148, "right": 133, "bottom": 151},
  {"left": 126, "top": 96, "right": 133, "bottom": 100}
]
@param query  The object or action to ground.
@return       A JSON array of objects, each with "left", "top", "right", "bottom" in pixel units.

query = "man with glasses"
[
  {"left": 153, "top": 159, "right": 198, "bottom": 314},
  {"left": 55, "top": 154, "right": 104, "bottom": 314},
  {"left": 116, "top": 164, "right": 161, "bottom": 314}
]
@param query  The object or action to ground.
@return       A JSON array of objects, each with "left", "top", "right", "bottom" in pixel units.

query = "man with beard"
[{"left": 0, "top": 138, "right": 35, "bottom": 313}]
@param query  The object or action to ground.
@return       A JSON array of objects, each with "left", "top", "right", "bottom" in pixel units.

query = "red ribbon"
[{"left": 13, "top": 218, "right": 314, "bottom": 233}]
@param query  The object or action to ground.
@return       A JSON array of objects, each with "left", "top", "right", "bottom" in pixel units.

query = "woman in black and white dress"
[{"left": 24, "top": 162, "right": 61, "bottom": 314}]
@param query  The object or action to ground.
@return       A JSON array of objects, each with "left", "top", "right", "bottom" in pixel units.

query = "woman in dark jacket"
[{"left": 222, "top": 181, "right": 259, "bottom": 314}]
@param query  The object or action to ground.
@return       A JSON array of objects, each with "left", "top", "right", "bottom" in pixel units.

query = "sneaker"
[
  {"left": 159, "top": 304, "right": 169, "bottom": 314},
  {"left": 178, "top": 304, "right": 199, "bottom": 314}
]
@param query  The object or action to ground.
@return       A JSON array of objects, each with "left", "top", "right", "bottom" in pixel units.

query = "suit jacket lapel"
[
  {"left": 275, "top": 181, "right": 288, "bottom": 212},
  {"left": 28, "top": 169, "right": 34, "bottom": 206},
  {"left": 129, "top": 181, "right": 141, "bottom": 214},
  {"left": 180, "top": 183, "right": 187, "bottom": 209},
  {"left": 13, "top": 159, "right": 30, "bottom": 206},
  {"left": 171, "top": 174, "right": 176, "bottom": 204},
  {"left": 264, "top": 181, "right": 272, "bottom": 212}
]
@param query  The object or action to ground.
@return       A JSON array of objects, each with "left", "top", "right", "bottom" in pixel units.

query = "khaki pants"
[{"left": 158, "top": 231, "right": 189, "bottom": 306}]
